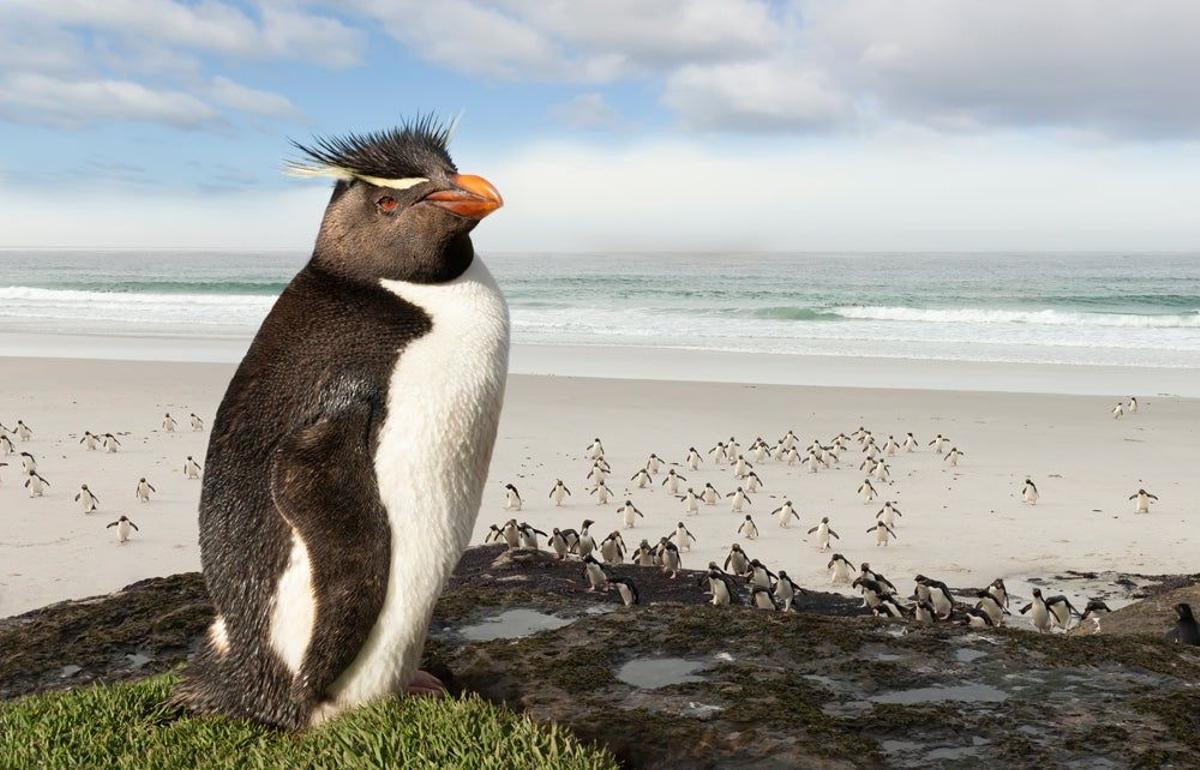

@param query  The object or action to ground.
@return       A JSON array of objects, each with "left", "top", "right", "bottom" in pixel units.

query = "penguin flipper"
[{"left": 269, "top": 400, "right": 391, "bottom": 705}]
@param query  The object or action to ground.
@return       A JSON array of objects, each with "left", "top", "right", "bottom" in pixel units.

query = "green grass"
[{"left": 0, "top": 676, "right": 617, "bottom": 770}]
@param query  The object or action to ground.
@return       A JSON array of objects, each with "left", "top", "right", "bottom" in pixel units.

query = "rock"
[
  {"left": 1069, "top": 585, "right": 1200, "bottom": 638},
  {"left": 4, "top": 546, "right": 1200, "bottom": 768}
]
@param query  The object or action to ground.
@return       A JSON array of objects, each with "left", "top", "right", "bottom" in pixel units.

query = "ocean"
[{"left": 1, "top": 251, "right": 1198, "bottom": 368}]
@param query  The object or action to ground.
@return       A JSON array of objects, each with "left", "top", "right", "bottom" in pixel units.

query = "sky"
[{"left": 0, "top": 0, "right": 1198, "bottom": 252}]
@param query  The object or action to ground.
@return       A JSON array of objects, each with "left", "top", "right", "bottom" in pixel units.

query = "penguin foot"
[{"left": 407, "top": 670, "right": 446, "bottom": 697}]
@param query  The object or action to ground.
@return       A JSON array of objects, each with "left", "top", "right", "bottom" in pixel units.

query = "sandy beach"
[{"left": 1, "top": 353, "right": 1195, "bottom": 620}]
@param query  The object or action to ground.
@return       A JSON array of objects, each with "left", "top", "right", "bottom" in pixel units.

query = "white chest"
[{"left": 330, "top": 258, "right": 509, "bottom": 705}]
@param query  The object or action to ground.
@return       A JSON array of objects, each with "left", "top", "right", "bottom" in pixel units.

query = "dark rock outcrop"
[{"left": 4, "top": 546, "right": 1199, "bottom": 768}]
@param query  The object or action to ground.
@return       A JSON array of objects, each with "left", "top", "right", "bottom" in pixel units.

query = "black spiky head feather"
[{"left": 287, "top": 114, "right": 457, "bottom": 186}]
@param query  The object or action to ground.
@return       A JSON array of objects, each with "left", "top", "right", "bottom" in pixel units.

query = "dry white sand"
[{"left": 1, "top": 356, "right": 1196, "bottom": 621}]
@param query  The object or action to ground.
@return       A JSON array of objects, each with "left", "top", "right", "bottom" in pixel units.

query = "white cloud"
[
  {"left": 0, "top": 73, "right": 220, "bottom": 129},
  {"left": 550, "top": 93, "right": 624, "bottom": 129},
  {"left": 209, "top": 76, "right": 302, "bottom": 120},
  {"left": 663, "top": 61, "right": 851, "bottom": 131},
  {"left": 798, "top": 0, "right": 1200, "bottom": 138},
  {"left": 7, "top": 0, "right": 364, "bottom": 68},
  {"left": 348, "top": 0, "right": 781, "bottom": 82}
]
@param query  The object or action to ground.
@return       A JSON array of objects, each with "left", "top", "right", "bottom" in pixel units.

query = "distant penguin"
[
  {"left": 484, "top": 524, "right": 503, "bottom": 544},
  {"left": 590, "top": 479, "right": 614, "bottom": 505},
  {"left": 79, "top": 431, "right": 100, "bottom": 451},
  {"left": 645, "top": 453, "right": 663, "bottom": 474},
  {"left": 20, "top": 452, "right": 36, "bottom": 473},
  {"left": 987, "top": 578, "right": 1010, "bottom": 609},
  {"left": 609, "top": 575, "right": 639, "bottom": 607},
  {"left": 0, "top": 433, "right": 13, "bottom": 456},
  {"left": 548, "top": 528, "right": 570, "bottom": 560},
  {"left": 661, "top": 468, "right": 687, "bottom": 494},
  {"left": 737, "top": 514, "right": 759, "bottom": 540},
  {"left": 600, "top": 531, "right": 626, "bottom": 564},
  {"left": 678, "top": 487, "right": 700, "bottom": 515},
  {"left": 657, "top": 537, "right": 681, "bottom": 578},
  {"left": 0, "top": 462, "right": 6, "bottom": 483},
  {"left": 24, "top": 470, "right": 49, "bottom": 497},
  {"left": 732, "top": 455, "right": 753, "bottom": 478},
  {"left": 726, "top": 486, "right": 751, "bottom": 513},
  {"left": 586, "top": 438, "right": 604, "bottom": 460},
  {"left": 549, "top": 479, "right": 572, "bottom": 506},
  {"left": 183, "top": 456, "right": 202, "bottom": 479},
  {"left": 723, "top": 544, "right": 750, "bottom": 576},
  {"left": 75, "top": 484, "right": 100, "bottom": 513},
  {"left": 189, "top": 413, "right": 205, "bottom": 432},
  {"left": 859, "top": 563, "right": 896, "bottom": 595},
  {"left": 743, "top": 470, "right": 763, "bottom": 492},
  {"left": 772, "top": 500, "right": 800, "bottom": 528},
  {"left": 801, "top": 451, "right": 820, "bottom": 474},
  {"left": 1020, "top": 588, "right": 1075, "bottom": 633},
  {"left": 102, "top": 433, "right": 122, "bottom": 453},
  {"left": 750, "top": 585, "right": 779, "bottom": 611},
  {"left": 575, "top": 519, "right": 597, "bottom": 558},
  {"left": 1111, "top": 401, "right": 1124, "bottom": 419},
  {"left": 928, "top": 434, "right": 948, "bottom": 453},
  {"left": 701, "top": 483, "right": 720, "bottom": 506},
  {"left": 1129, "top": 488, "right": 1158, "bottom": 513},
  {"left": 503, "top": 483, "right": 522, "bottom": 511},
  {"left": 672, "top": 521, "right": 696, "bottom": 551},
  {"left": 883, "top": 436, "right": 899, "bottom": 456},
  {"left": 163, "top": 413, "right": 179, "bottom": 432},
  {"left": 873, "top": 459, "right": 891, "bottom": 481},
  {"left": 586, "top": 463, "right": 608, "bottom": 487},
  {"left": 867, "top": 521, "right": 897, "bottom": 547},
  {"left": 858, "top": 479, "right": 877, "bottom": 504},
  {"left": 875, "top": 501, "right": 902, "bottom": 528},
  {"left": 1080, "top": 599, "right": 1111, "bottom": 631},
  {"left": 708, "top": 441, "right": 728, "bottom": 464},
  {"left": 784, "top": 446, "right": 801, "bottom": 466},
  {"left": 912, "top": 576, "right": 954, "bottom": 619},
  {"left": 807, "top": 517, "right": 839, "bottom": 551},
  {"left": 500, "top": 519, "right": 521, "bottom": 549},
  {"left": 685, "top": 447, "right": 703, "bottom": 471},
  {"left": 975, "top": 591, "right": 1007, "bottom": 626},
  {"left": 633, "top": 539, "right": 656, "bottom": 566},
  {"left": 1128, "top": 396, "right": 1138, "bottom": 414},
  {"left": 943, "top": 447, "right": 964, "bottom": 467},
  {"left": 914, "top": 601, "right": 937, "bottom": 624},
  {"left": 1021, "top": 478, "right": 1039, "bottom": 505},
  {"left": 902, "top": 432, "right": 918, "bottom": 452},
  {"left": 774, "top": 572, "right": 802, "bottom": 612},
  {"left": 518, "top": 522, "right": 546, "bottom": 550},
  {"left": 746, "top": 560, "right": 776, "bottom": 590},
  {"left": 1165, "top": 603, "right": 1200, "bottom": 646},
  {"left": 617, "top": 500, "right": 643, "bottom": 529},
  {"left": 15, "top": 420, "right": 32, "bottom": 442},
  {"left": 583, "top": 554, "right": 609, "bottom": 591},
  {"left": 851, "top": 577, "right": 886, "bottom": 612},
  {"left": 107, "top": 515, "right": 140, "bottom": 543},
  {"left": 630, "top": 468, "right": 652, "bottom": 489},
  {"left": 827, "top": 553, "right": 853, "bottom": 584},
  {"left": 962, "top": 607, "right": 994, "bottom": 629},
  {"left": 706, "top": 567, "right": 737, "bottom": 606}
]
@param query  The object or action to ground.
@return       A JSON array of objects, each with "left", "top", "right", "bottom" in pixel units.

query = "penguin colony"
[
  {"left": 0, "top": 415, "right": 205, "bottom": 542},
  {"left": 486, "top": 405, "right": 1169, "bottom": 635}
]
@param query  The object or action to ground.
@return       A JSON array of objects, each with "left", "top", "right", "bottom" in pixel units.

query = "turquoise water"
[{"left": 1, "top": 251, "right": 1198, "bottom": 367}]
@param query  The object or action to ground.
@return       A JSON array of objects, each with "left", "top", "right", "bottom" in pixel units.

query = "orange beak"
[{"left": 423, "top": 174, "right": 503, "bottom": 219}]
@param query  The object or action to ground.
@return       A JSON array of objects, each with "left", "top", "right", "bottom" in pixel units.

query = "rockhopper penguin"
[{"left": 175, "top": 119, "right": 509, "bottom": 730}]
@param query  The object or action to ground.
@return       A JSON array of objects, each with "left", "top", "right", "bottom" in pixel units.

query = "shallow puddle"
[
  {"left": 616, "top": 657, "right": 710, "bottom": 689},
  {"left": 457, "top": 608, "right": 573, "bottom": 641},
  {"left": 869, "top": 683, "right": 1008, "bottom": 704},
  {"left": 954, "top": 648, "right": 988, "bottom": 663}
]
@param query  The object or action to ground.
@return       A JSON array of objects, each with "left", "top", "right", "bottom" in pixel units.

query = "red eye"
[{"left": 377, "top": 196, "right": 398, "bottom": 213}]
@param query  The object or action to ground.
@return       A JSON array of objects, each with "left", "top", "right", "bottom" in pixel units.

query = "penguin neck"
[{"left": 310, "top": 232, "right": 475, "bottom": 287}]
